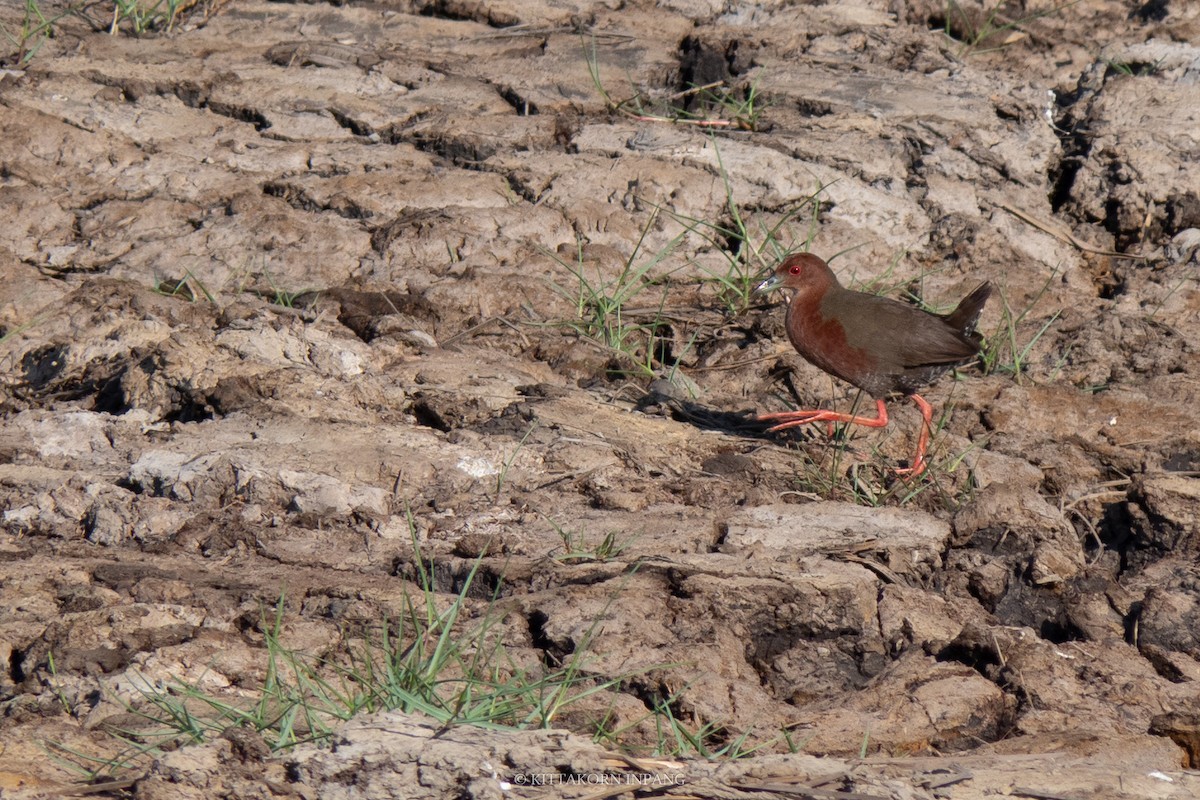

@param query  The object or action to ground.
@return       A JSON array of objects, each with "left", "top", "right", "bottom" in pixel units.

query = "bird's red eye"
[{"left": 789, "top": 264, "right": 802, "bottom": 275}]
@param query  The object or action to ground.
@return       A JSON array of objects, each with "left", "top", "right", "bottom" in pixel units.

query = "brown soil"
[{"left": 2, "top": 0, "right": 1200, "bottom": 797}]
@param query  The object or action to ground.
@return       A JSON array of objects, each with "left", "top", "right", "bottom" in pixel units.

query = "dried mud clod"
[{"left": 2, "top": 0, "right": 1200, "bottom": 796}]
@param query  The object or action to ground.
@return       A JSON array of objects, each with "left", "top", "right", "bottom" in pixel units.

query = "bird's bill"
[{"left": 755, "top": 273, "right": 784, "bottom": 295}]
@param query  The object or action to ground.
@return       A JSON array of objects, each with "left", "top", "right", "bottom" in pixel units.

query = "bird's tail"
[{"left": 944, "top": 282, "right": 992, "bottom": 336}]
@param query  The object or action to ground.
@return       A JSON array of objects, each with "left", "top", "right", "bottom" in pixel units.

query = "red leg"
[
  {"left": 760, "top": 395, "right": 935, "bottom": 478},
  {"left": 892, "top": 394, "right": 932, "bottom": 478},
  {"left": 757, "top": 398, "right": 889, "bottom": 432}
]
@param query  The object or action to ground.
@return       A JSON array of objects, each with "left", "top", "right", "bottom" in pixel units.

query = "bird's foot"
[
  {"left": 891, "top": 394, "right": 933, "bottom": 479},
  {"left": 757, "top": 409, "right": 848, "bottom": 433},
  {"left": 757, "top": 398, "right": 890, "bottom": 433},
  {"left": 891, "top": 457, "right": 927, "bottom": 479},
  {"left": 759, "top": 397, "right": 934, "bottom": 479}
]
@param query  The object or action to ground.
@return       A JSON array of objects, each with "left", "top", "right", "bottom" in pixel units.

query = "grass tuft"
[
  {"left": 1, "top": 0, "right": 62, "bottom": 67},
  {"left": 979, "top": 267, "right": 1061, "bottom": 381},
  {"left": 1102, "top": 56, "right": 1164, "bottom": 79},
  {"left": 544, "top": 515, "right": 634, "bottom": 563},
  {"left": 93, "top": 0, "right": 192, "bottom": 36},
  {"left": 594, "top": 682, "right": 784, "bottom": 759},
  {"left": 45, "top": 511, "right": 656, "bottom": 779},
  {"left": 545, "top": 208, "right": 690, "bottom": 379},
  {"left": 665, "top": 137, "right": 828, "bottom": 317},
  {"left": 939, "top": 1, "right": 1080, "bottom": 58},
  {"left": 153, "top": 270, "right": 215, "bottom": 303}
]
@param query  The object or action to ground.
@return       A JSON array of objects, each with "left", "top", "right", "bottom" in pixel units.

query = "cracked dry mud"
[{"left": 2, "top": 0, "right": 1200, "bottom": 798}]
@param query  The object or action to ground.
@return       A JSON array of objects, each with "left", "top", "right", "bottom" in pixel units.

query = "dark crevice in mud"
[
  {"left": 160, "top": 396, "right": 216, "bottom": 424},
  {"left": 960, "top": 554, "right": 1095, "bottom": 646},
  {"left": 21, "top": 345, "right": 69, "bottom": 390},
  {"left": 499, "top": 86, "right": 538, "bottom": 116},
  {"left": 474, "top": 403, "right": 538, "bottom": 439},
  {"left": 294, "top": 287, "right": 441, "bottom": 343},
  {"left": 262, "top": 181, "right": 374, "bottom": 220},
  {"left": 15, "top": 350, "right": 126, "bottom": 412},
  {"left": 1048, "top": 147, "right": 1085, "bottom": 214},
  {"left": 665, "top": 569, "right": 693, "bottom": 599},
  {"left": 629, "top": 678, "right": 682, "bottom": 718},
  {"left": 937, "top": 631, "right": 1001, "bottom": 678},
  {"left": 504, "top": 173, "right": 539, "bottom": 204},
  {"left": 410, "top": 397, "right": 452, "bottom": 431},
  {"left": 8, "top": 645, "right": 25, "bottom": 685},
  {"left": 91, "top": 372, "right": 128, "bottom": 416},
  {"left": 206, "top": 101, "right": 272, "bottom": 132},
  {"left": 408, "top": 130, "right": 497, "bottom": 167},
  {"left": 1095, "top": 498, "right": 1137, "bottom": 576},
  {"left": 1138, "top": 638, "right": 1192, "bottom": 684},
  {"left": 1037, "top": 617, "right": 1086, "bottom": 645},
  {"left": 711, "top": 521, "right": 730, "bottom": 552},
  {"left": 262, "top": 182, "right": 322, "bottom": 213},
  {"left": 115, "top": 475, "right": 141, "bottom": 496},
  {"left": 81, "top": 192, "right": 151, "bottom": 213},
  {"left": 923, "top": 11, "right": 953, "bottom": 40},
  {"left": 129, "top": 355, "right": 215, "bottom": 424},
  {"left": 675, "top": 36, "right": 757, "bottom": 117},
  {"left": 1048, "top": 64, "right": 1104, "bottom": 215},
  {"left": 995, "top": 586, "right": 1083, "bottom": 644},
  {"left": 527, "top": 610, "right": 574, "bottom": 668},
  {"left": 720, "top": 229, "right": 747, "bottom": 261},
  {"left": 1097, "top": 275, "right": 1126, "bottom": 300},
  {"left": 35, "top": 258, "right": 122, "bottom": 278},
  {"left": 37, "top": 352, "right": 216, "bottom": 423},
  {"left": 854, "top": 644, "right": 889, "bottom": 681},
  {"left": 1163, "top": 449, "right": 1200, "bottom": 472},
  {"left": 1130, "top": 0, "right": 1170, "bottom": 23},
  {"left": 329, "top": 108, "right": 376, "bottom": 138},
  {"left": 1165, "top": 192, "right": 1200, "bottom": 236},
  {"left": 470, "top": 564, "right": 508, "bottom": 598},
  {"left": 1077, "top": 523, "right": 1116, "bottom": 567},
  {"left": 963, "top": 528, "right": 1029, "bottom": 560},
  {"left": 793, "top": 98, "right": 834, "bottom": 118},
  {"left": 391, "top": 555, "right": 501, "bottom": 599},
  {"left": 1102, "top": 184, "right": 1127, "bottom": 241},
  {"left": 83, "top": 71, "right": 213, "bottom": 108},
  {"left": 377, "top": 110, "right": 435, "bottom": 145},
  {"left": 1126, "top": 599, "right": 1147, "bottom": 646}
]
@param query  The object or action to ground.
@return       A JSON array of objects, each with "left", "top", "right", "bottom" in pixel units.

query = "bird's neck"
[
  {"left": 790, "top": 273, "right": 841, "bottom": 310},
  {"left": 787, "top": 283, "right": 835, "bottom": 339}
]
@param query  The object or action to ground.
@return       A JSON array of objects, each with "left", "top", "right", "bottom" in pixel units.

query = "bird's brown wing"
[{"left": 828, "top": 291, "right": 981, "bottom": 371}]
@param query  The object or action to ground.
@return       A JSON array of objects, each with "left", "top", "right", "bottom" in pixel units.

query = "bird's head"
[{"left": 755, "top": 253, "right": 837, "bottom": 296}]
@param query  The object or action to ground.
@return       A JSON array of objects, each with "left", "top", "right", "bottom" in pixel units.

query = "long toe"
[
  {"left": 765, "top": 412, "right": 838, "bottom": 432},
  {"left": 757, "top": 409, "right": 827, "bottom": 423},
  {"left": 892, "top": 457, "right": 927, "bottom": 478},
  {"left": 758, "top": 411, "right": 836, "bottom": 429}
]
